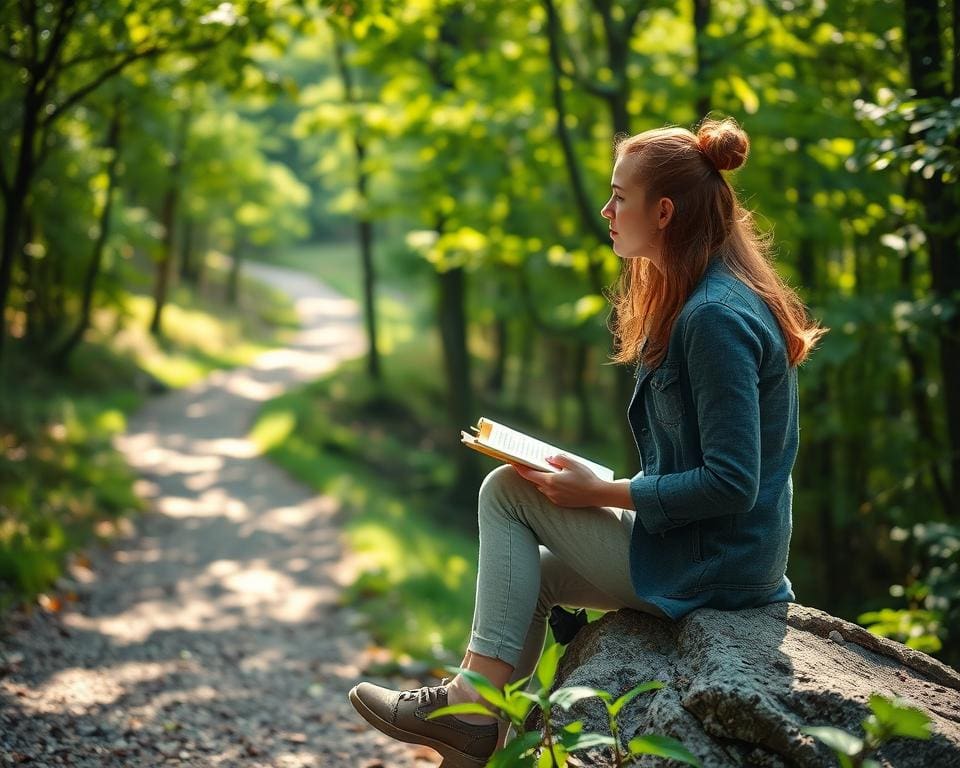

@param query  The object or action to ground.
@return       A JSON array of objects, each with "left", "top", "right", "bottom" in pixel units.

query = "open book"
[{"left": 460, "top": 417, "right": 615, "bottom": 481}]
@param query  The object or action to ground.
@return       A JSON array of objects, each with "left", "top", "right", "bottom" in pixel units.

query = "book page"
[
  {"left": 483, "top": 421, "right": 556, "bottom": 471},
  {"left": 479, "top": 419, "right": 614, "bottom": 481}
]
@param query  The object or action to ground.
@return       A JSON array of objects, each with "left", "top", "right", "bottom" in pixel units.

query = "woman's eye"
[{"left": 614, "top": 195, "right": 624, "bottom": 202}]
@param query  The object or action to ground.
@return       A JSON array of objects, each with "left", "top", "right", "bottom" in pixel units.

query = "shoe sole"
[{"left": 348, "top": 684, "right": 489, "bottom": 767}]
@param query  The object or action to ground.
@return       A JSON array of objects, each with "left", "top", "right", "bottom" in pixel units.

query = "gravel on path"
[{"left": 1, "top": 261, "right": 441, "bottom": 767}]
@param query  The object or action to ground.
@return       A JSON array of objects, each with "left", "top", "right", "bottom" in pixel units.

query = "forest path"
[{"left": 0, "top": 261, "right": 438, "bottom": 767}]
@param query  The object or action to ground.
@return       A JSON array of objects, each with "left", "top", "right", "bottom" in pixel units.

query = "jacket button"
[{"left": 641, "top": 427, "right": 650, "bottom": 435}]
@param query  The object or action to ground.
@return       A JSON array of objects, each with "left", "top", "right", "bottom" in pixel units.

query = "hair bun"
[{"left": 696, "top": 116, "right": 750, "bottom": 171}]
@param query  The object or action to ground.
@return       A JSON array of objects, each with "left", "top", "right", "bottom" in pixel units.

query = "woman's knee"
[{"left": 478, "top": 464, "right": 526, "bottom": 514}]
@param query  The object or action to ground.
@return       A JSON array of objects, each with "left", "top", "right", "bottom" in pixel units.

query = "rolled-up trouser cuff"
[{"left": 467, "top": 632, "right": 524, "bottom": 668}]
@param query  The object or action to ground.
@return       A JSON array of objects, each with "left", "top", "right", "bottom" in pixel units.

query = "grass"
[
  {"left": 263, "top": 241, "right": 367, "bottom": 301},
  {"left": 0, "top": 258, "right": 299, "bottom": 615},
  {"left": 97, "top": 256, "right": 301, "bottom": 386}
]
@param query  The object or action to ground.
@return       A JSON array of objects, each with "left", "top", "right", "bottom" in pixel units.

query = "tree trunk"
[
  {"left": 437, "top": 261, "right": 478, "bottom": 494},
  {"left": 487, "top": 316, "right": 508, "bottom": 396},
  {"left": 179, "top": 214, "right": 196, "bottom": 285},
  {"left": 357, "top": 216, "right": 380, "bottom": 380},
  {"left": 195, "top": 224, "right": 209, "bottom": 293},
  {"left": 150, "top": 188, "right": 177, "bottom": 335},
  {"left": 21, "top": 214, "right": 38, "bottom": 345},
  {"left": 50, "top": 103, "right": 124, "bottom": 369},
  {"left": 149, "top": 107, "right": 190, "bottom": 337},
  {"left": 573, "top": 341, "right": 594, "bottom": 442},
  {"left": 549, "top": 339, "right": 567, "bottom": 434},
  {"left": 333, "top": 32, "right": 381, "bottom": 382},
  {"left": 797, "top": 234, "right": 840, "bottom": 606},
  {"left": 812, "top": 383, "right": 840, "bottom": 608},
  {"left": 0, "top": 90, "right": 40, "bottom": 363},
  {"left": 515, "top": 321, "right": 534, "bottom": 415},
  {"left": 904, "top": 0, "right": 959, "bottom": 513},
  {"left": 227, "top": 239, "right": 243, "bottom": 306}
]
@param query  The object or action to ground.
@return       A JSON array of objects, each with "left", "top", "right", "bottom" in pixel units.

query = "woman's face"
[{"left": 600, "top": 154, "right": 673, "bottom": 271}]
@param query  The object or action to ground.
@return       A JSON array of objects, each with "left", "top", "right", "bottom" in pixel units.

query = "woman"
[{"left": 348, "top": 116, "right": 826, "bottom": 766}]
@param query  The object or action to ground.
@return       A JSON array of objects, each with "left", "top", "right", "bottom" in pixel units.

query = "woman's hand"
[{"left": 512, "top": 454, "right": 617, "bottom": 508}]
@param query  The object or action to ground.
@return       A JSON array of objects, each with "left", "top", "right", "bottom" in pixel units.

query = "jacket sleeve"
[{"left": 630, "top": 301, "right": 763, "bottom": 534}]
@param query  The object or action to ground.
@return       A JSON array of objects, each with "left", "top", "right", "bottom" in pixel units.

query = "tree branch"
[
  {"left": 553, "top": 4, "right": 619, "bottom": 97},
  {"left": 542, "top": 0, "right": 608, "bottom": 251},
  {"left": 36, "top": 0, "right": 81, "bottom": 79},
  {"left": 42, "top": 36, "right": 223, "bottom": 129},
  {"left": 21, "top": 0, "right": 37, "bottom": 63}
]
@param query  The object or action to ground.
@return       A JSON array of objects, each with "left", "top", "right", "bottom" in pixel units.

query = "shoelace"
[{"left": 398, "top": 677, "right": 451, "bottom": 706}]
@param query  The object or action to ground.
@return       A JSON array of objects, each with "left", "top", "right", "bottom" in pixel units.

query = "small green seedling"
[
  {"left": 428, "top": 642, "right": 701, "bottom": 767},
  {"left": 803, "top": 693, "right": 933, "bottom": 768}
]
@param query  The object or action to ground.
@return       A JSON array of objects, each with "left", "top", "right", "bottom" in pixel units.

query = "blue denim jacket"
[{"left": 627, "top": 258, "right": 797, "bottom": 619}]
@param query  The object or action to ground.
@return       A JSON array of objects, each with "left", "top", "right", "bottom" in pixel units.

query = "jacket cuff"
[{"left": 630, "top": 473, "right": 673, "bottom": 534}]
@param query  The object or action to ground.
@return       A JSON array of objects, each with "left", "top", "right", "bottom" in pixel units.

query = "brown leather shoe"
[{"left": 348, "top": 678, "right": 498, "bottom": 767}]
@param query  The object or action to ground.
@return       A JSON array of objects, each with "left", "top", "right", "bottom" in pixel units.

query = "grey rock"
[{"left": 537, "top": 602, "right": 960, "bottom": 767}]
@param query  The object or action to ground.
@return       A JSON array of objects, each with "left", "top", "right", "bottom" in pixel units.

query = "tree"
[{"left": 0, "top": 0, "right": 272, "bottom": 364}]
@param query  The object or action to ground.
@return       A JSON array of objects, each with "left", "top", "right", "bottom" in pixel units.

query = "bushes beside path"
[{"left": 0, "top": 266, "right": 298, "bottom": 617}]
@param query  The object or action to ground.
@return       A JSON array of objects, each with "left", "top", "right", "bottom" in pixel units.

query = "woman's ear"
[{"left": 657, "top": 197, "right": 675, "bottom": 230}]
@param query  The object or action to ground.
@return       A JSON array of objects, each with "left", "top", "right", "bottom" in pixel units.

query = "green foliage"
[
  {"left": 859, "top": 521, "right": 960, "bottom": 655},
  {"left": 803, "top": 693, "right": 932, "bottom": 768},
  {"left": 0, "top": 350, "right": 145, "bottom": 611},
  {"left": 851, "top": 92, "right": 960, "bottom": 183},
  {"left": 428, "top": 643, "right": 700, "bottom": 767},
  {"left": 0, "top": 263, "right": 296, "bottom": 614}
]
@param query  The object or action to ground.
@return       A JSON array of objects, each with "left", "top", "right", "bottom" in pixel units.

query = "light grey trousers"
[{"left": 466, "top": 464, "right": 669, "bottom": 686}]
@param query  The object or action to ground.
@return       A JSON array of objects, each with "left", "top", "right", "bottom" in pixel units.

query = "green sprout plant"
[
  {"left": 428, "top": 642, "right": 702, "bottom": 767},
  {"left": 802, "top": 693, "right": 933, "bottom": 768}
]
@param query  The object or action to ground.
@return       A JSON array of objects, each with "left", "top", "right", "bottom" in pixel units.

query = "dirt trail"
[{"left": 0, "top": 261, "right": 438, "bottom": 767}]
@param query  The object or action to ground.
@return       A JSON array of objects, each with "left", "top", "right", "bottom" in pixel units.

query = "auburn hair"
[{"left": 606, "top": 116, "right": 827, "bottom": 368}]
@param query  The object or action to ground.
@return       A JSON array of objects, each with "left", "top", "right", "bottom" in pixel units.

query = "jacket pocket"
[{"left": 650, "top": 363, "right": 683, "bottom": 426}]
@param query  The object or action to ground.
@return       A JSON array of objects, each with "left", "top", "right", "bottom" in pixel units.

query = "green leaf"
[
  {"left": 559, "top": 731, "right": 616, "bottom": 751},
  {"left": 729, "top": 74, "right": 759, "bottom": 114},
  {"left": 862, "top": 760, "right": 882, "bottom": 768},
  {"left": 447, "top": 666, "right": 508, "bottom": 710},
  {"left": 867, "top": 694, "right": 932, "bottom": 740},
  {"left": 500, "top": 694, "right": 536, "bottom": 723},
  {"left": 486, "top": 731, "right": 542, "bottom": 768},
  {"left": 536, "top": 642, "right": 563, "bottom": 690},
  {"left": 627, "top": 734, "right": 702, "bottom": 767},
  {"left": 538, "top": 744, "right": 567, "bottom": 767},
  {"left": 549, "top": 686, "right": 602, "bottom": 711},
  {"left": 594, "top": 690, "right": 613, "bottom": 703},
  {"left": 801, "top": 726, "right": 864, "bottom": 756},
  {"left": 861, "top": 714, "right": 884, "bottom": 741},
  {"left": 426, "top": 702, "right": 495, "bottom": 720},
  {"left": 505, "top": 674, "right": 533, "bottom": 695},
  {"left": 518, "top": 690, "right": 549, "bottom": 708},
  {"left": 609, "top": 681, "right": 664, "bottom": 717}
]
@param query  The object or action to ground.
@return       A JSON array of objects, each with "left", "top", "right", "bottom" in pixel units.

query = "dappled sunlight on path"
[{"left": 0, "top": 260, "right": 438, "bottom": 767}]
